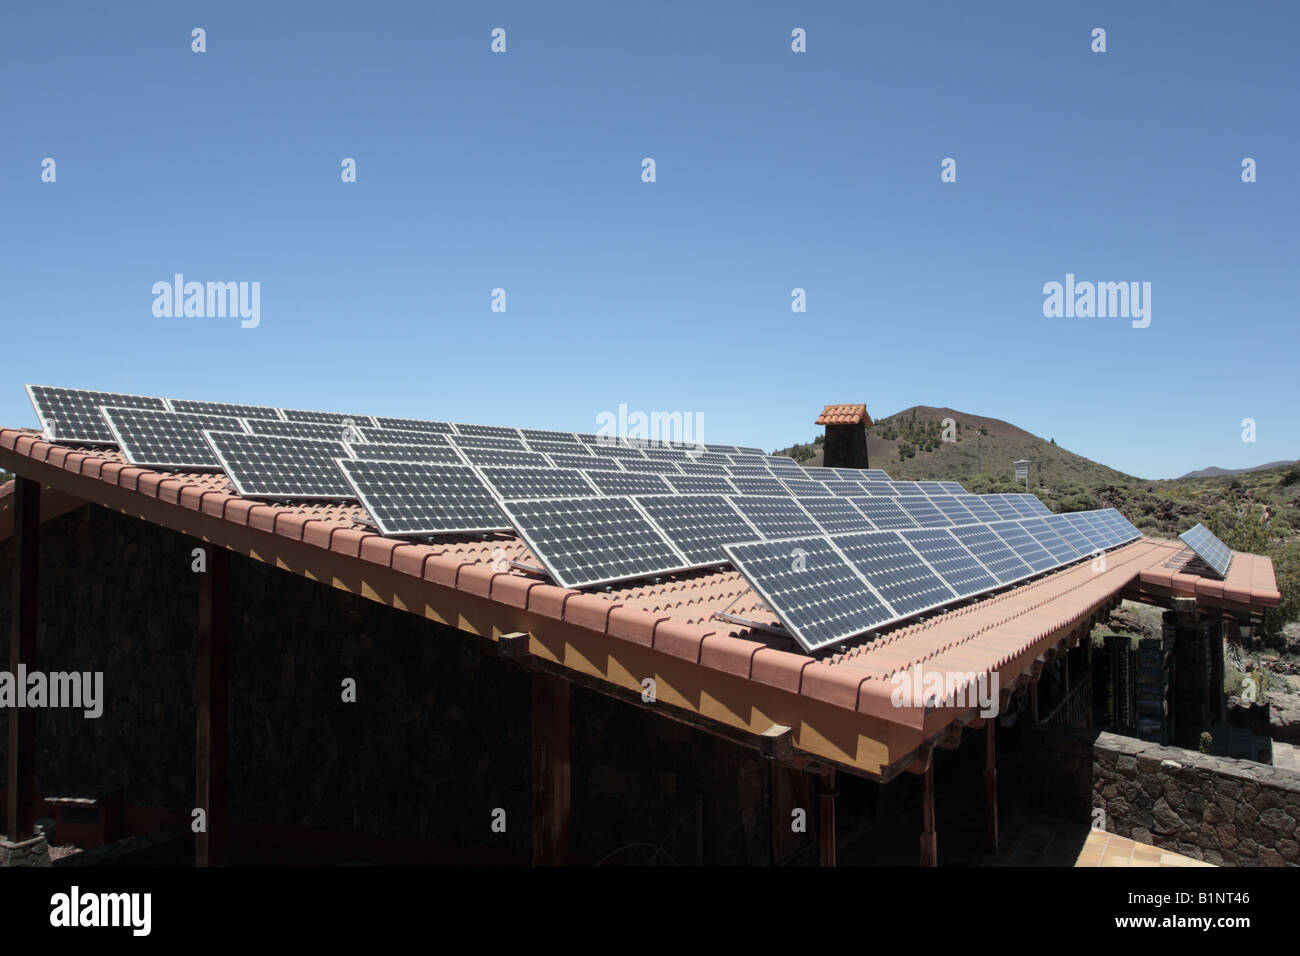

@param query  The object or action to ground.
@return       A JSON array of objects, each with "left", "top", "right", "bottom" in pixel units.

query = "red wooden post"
[
  {"left": 531, "top": 672, "right": 571, "bottom": 866},
  {"left": 195, "top": 544, "right": 230, "bottom": 866},
  {"left": 6, "top": 478, "right": 40, "bottom": 841},
  {"left": 817, "top": 768, "right": 837, "bottom": 867}
]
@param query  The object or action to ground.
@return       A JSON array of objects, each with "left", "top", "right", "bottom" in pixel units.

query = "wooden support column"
[
  {"left": 1029, "top": 682, "right": 1039, "bottom": 724},
  {"left": 6, "top": 477, "right": 40, "bottom": 841},
  {"left": 983, "top": 719, "right": 998, "bottom": 853},
  {"left": 920, "top": 758, "right": 937, "bottom": 867},
  {"left": 531, "top": 672, "right": 571, "bottom": 866},
  {"left": 195, "top": 544, "right": 230, "bottom": 866},
  {"left": 817, "top": 768, "right": 837, "bottom": 867}
]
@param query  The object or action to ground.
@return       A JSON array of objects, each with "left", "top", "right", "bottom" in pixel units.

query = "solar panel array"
[
  {"left": 25, "top": 384, "right": 1153, "bottom": 654},
  {"left": 1179, "top": 523, "right": 1233, "bottom": 577}
]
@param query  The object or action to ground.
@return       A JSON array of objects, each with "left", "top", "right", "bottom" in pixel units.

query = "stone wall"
[
  {"left": 1, "top": 500, "right": 775, "bottom": 864},
  {"left": 1026, "top": 725, "right": 1300, "bottom": 866}
]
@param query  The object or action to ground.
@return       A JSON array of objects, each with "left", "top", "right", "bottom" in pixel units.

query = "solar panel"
[
  {"left": 339, "top": 460, "right": 509, "bottom": 536},
  {"left": 522, "top": 429, "right": 580, "bottom": 445},
  {"left": 899, "top": 529, "right": 999, "bottom": 598},
  {"left": 454, "top": 423, "right": 522, "bottom": 440},
  {"left": 357, "top": 427, "right": 448, "bottom": 445},
  {"left": 617, "top": 458, "right": 681, "bottom": 475},
  {"left": 478, "top": 466, "right": 596, "bottom": 500},
  {"left": 948, "top": 524, "right": 1034, "bottom": 585},
  {"left": 549, "top": 453, "right": 621, "bottom": 471},
  {"left": 730, "top": 476, "right": 790, "bottom": 497},
  {"left": 583, "top": 470, "right": 673, "bottom": 496},
  {"left": 587, "top": 445, "right": 649, "bottom": 462},
  {"left": 820, "top": 480, "right": 868, "bottom": 497},
  {"left": 800, "top": 496, "right": 876, "bottom": 534},
  {"left": 27, "top": 384, "right": 169, "bottom": 444},
  {"left": 345, "top": 442, "right": 464, "bottom": 464},
  {"left": 457, "top": 448, "right": 551, "bottom": 468},
  {"left": 930, "top": 495, "right": 979, "bottom": 526},
  {"left": 726, "top": 464, "right": 776, "bottom": 478},
  {"left": 281, "top": 408, "right": 375, "bottom": 427},
  {"left": 665, "top": 474, "right": 737, "bottom": 495},
  {"left": 168, "top": 399, "right": 282, "bottom": 421},
  {"left": 678, "top": 452, "right": 733, "bottom": 466},
  {"left": 449, "top": 434, "right": 527, "bottom": 451},
  {"left": 986, "top": 520, "right": 1057, "bottom": 573},
  {"left": 890, "top": 481, "right": 927, "bottom": 497},
  {"left": 102, "top": 407, "right": 247, "bottom": 469},
  {"left": 782, "top": 478, "right": 832, "bottom": 498},
  {"left": 984, "top": 495, "right": 1022, "bottom": 521},
  {"left": 527, "top": 440, "right": 590, "bottom": 455},
  {"left": 861, "top": 469, "right": 892, "bottom": 481},
  {"left": 939, "top": 481, "right": 968, "bottom": 494},
  {"left": 860, "top": 481, "right": 898, "bottom": 496},
  {"left": 728, "top": 454, "right": 768, "bottom": 467},
  {"left": 676, "top": 461, "right": 729, "bottom": 476},
  {"left": 722, "top": 536, "right": 895, "bottom": 653},
  {"left": 247, "top": 419, "right": 360, "bottom": 442},
  {"left": 205, "top": 432, "right": 352, "bottom": 499},
  {"left": 1179, "top": 523, "right": 1233, "bottom": 577},
  {"left": 736, "top": 446, "right": 766, "bottom": 455},
  {"left": 499, "top": 496, "right": 692, "bottom": 589},
  {"left": 1019, "top": 517, "right": 1082, "bottom": 562},
  {"left": 850, "top": 496, "right": 918, "bottom": 530},
  {"left": 639, "top": 447, "right": 690, "bottom": 462},
  {"left": 1019, "top": 494, "right": 1053, "bottom": 517},
  {"left": 371, "top": 417, "right": 454, "bottom": 435},
  {"left": 728, "top": 496, "right": 821, "bottom": 538},
  {"left": 916, "top": 481, "right": 949, "bottom": 496},
  {"left": 954, "top": 495, "right": 1000, "bottom": 523},
  {"left": 1106, "top": 509, "right": 1142, "bottom": 543},
  {"left": 1044, "top": 514, "right": 1092, "bottom": 555},
  {"left": 896, "top": 497, "right": 954, "bottom": 528},
  {"left": 703, "top": 443, "right": 741, "bottom": 455},
  {"left": 832, "top": 531, "right": 954, "bottom": 617},
  {"left": 634, "top": 495, "right": 758, "bottom": 566}
]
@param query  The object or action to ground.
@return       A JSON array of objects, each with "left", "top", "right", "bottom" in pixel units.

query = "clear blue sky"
[{"left": 2, "top": 1, "right": 1295, "bottom": 479}]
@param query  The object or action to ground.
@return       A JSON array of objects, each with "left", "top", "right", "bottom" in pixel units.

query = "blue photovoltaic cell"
[
  {"left": 1179, "top": 523, "right": 1233, "bottom": 577},
  {"left": 634, "top": 495, "right": 757, "bottom": 566},
  {"left": 948, "top": 524, "right": 1034, "bottom": 585},
  {"left": 499, "top": 496, "right": 691, "bottom": 589},
  {"left": 27, "top": 385, "right": 169, "bottom": 444},
  {"left": 102, "top": 407, "right": 247, "bottom": 469},
  {"left": 1045, "top": 514, "right": 1092, "bottom": 554},
  {"left": 954, "top": 495, "right": 1000, "bottom": 523},
  {"left": 820, "top": 480, "right": 868, "bottom": 497},
  {"left": 850, "top": 497, "right": 918, "bottom": 530},
  {"left": 247, "top": 419, "right": 355, "bottom": 441},
  {"left": 449, "top": 434, "right": 528, "bottom": 451},
  {"left": 984, "top": 495, "right": 1022, "bottom": 520},
  {"left": 899, "top": 529, "right": 999, "bottom": 598},
  {"left": 620, "top": 458, "right": 682, "bottom": 474},
  {"left": 282, "top": 408, "right": 375, "bottom": 426},
  {"left": 722, "top": 536, "right": 894, "bottom": 652},
  {"left": 548, "top": 453, "right": 620, "bottom": 471},
  {"left": 987, "top": 520, "right": 1057, "bottom": 573},
  {"left": 727, "top": 496, "right": 821, "bottom": 539},
  {"left": 478, "top": 466, "right": 596, "bottom": 500},
  {"left": 800, "top": 496, "right": 876, "bottom": 534},
  {"left": 676, "top": 461, "right": 730, "bottom": 476},
  {"left": 666, "top": 474, "right": 737, "bottom": 495},
  {"left": 729, "top": 476, "right": 790, "bottom": 497},
  {"left": 169, "top": 399, "right": 282, "bottom": 421},
  {"left": 782, "top": 478, "right": 832, "bottom": 498},
  {"left": 357, "top": 427, "right": 448, "bottom": 445},
  {"left": 205, "top": 432, "right": 353, "bottom": 499},
  {"left": 587, "top": 445, "right": 650, "bottom": 461},
  {"left": 860, "top": 481, "right": 898, "bottom": 496},
  {"left": 861, "top": 469, "right": 892, "bottom": 481},
  {"left": 726, "top": 464, "right": 776, "bottom": 478},
  {"left": 456, "top": 447, "right": 550, "bottom": 468},
  {"left": 930, "top": 496, "right": 979, "bottom": 526},
  {"left": 345, "top": 442, "right": 464, "bottom": 464},
  {"left": 521, "top": 429, "right": 581, "bottom": 445},
  {"left": 454, "top": 423, "right": 522, "bottom": 439},
  {"left": 372, "top": 417, "right": 454, "bottom": 434},
  {"left": 832, "top": 531, "right": 954, "bottom": 617},
  {"left": 1019, "top": 517, "right": 1082, "bottom": 563},
  {"left": 896, "top": 497, "right": 953, "bottom": 528},
  {"left": 890, "top": 482, "right": 927, "bottom": 497},
  {"left": 583, "top": 470, "right": 673, "bottom": 496},
  {"left": 340, "top": 459, "right": 510, "bottom": 535}
]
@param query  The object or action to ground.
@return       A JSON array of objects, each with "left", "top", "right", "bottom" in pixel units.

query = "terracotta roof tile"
[{"left": 816, "top": 403, "right": 872, "bottom": 426}]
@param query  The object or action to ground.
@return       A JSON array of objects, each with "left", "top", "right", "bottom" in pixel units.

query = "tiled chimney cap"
[{"left": 816, "top": 404, "right": 872, "bottom": 427}]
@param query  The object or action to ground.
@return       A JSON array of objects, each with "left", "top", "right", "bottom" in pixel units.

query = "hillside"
[{"left": 1180, "top": 461, "right": 1298, "bottom": 479}]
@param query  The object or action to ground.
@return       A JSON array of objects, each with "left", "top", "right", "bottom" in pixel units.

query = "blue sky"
[{"left": 1, "top": 1, "right": 1295, "bottom": 479}]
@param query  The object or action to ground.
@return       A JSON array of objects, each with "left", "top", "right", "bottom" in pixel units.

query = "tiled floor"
[{"left": 976, "top": 809, "right": 1214, "bottom": 867}]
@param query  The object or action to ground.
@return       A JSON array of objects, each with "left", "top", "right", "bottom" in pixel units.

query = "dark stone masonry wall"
[
  {"left": 1026, "top": 726, "right": 1300, "bottom": 866},
  {"left": 0, "top": 501, "right": 773, "bottom": 863}
]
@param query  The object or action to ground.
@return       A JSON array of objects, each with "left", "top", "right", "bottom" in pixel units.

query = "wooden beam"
[
  {"left": 195, "top": 544, "right": 230, "bottom": 866},
  {"left": 531, "top": 671, "right": 571, "bottom": 866},
  {"left": 817, "top": 768, "right": 837, "bottom": 867},
  {"left": 983, "top": 719, "right": 998, "bottom": 853},
  {"left": 6, "top": 478, "right": 39, "bottom": 841},
  {"left": 920, "top": 760, "right": 937, "bottom": 867}
]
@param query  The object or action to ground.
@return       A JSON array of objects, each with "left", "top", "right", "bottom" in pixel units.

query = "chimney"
[{"left": 816, "top": 404, "right": 873, "bottom": 469}]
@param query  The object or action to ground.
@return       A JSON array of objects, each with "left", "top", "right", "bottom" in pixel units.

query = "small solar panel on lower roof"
[
  {"left": 850, "top": 496, "right": 918, "bottom": 530},
  {"left": 205, "top": 432, "right": 352, "bottom": 499},
  {"left": 722, "top": 536, "right": 895, "bottom": 653},
  {"left": 728, "top": 496, "right": 821, "bottom": 539},
  {"left": 340, "top": 460, "right": 509, "bottom": 535},
  {"left": 948, "top": 524, "right": 1034, "bottom": 585},
  {"left": 1019, "top": 517, "right": 1082, "bottom": 562},
  {"left": 896, "top": 497, "right": 953, "bottom": 528},
  {"left": 832, "top": 531, "right": 954, "bottom": 617},
  {"left": 730, "top": 476, "right": 790, "bottom": 497},
  {"left": 801, "top": 496, "right": 876, "bottom": 534},
  {"left": 450, "top": 434, "right": 527, "bottom": 451},
  {"left": 500, "top": 496, "right": 691, "bottom": 589},
  {"left": 282, "top": 408, "right": 375, "bottom": 426},
  {"left": 584, "top": 470, "right": 673, "bottom": 496},
  {"left": 169, "top": 399, "right": 282, "bottom": 420},
  {"left": 103, "top": 407, "right": 247, "bottom": 469},
  {"left": 371, "top": 417, "right": 454, "bottom": 434},
  {"left": 665, "top": 474, "right": 737, "bottom": 495},
  {"left": 549, "top": 453, "right": 620, "bottom": 471},
  {"left": 357, "top": 427, "right": 448, "bottom": 446},
  {"left": 458, "top": 448, "right": 550, "bottom": 469},
  {"left": 1179, "top": 523, "right": 1233, "bottom": 577},
  {"left": 248, "top": 419, "right": 358, "bottom": 441},
  {"left": 345, "top": 442, "right": 464, "bottom": 464},
  {"left": 635, "top": 495, "right": 758, "bottom": 566},
  {"left": 899, "top": 529, "right": 999, "bottom": 598},
  {"left": 986, "top": 521, "right": 1057, "bottom": 573},
  {"left": 27, "top": 384, "right": 168, "bottom": 444},
  {"left": 478, "top": 466, "right": 596, "bottom": 500}
]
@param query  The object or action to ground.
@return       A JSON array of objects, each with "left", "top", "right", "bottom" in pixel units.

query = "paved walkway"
[
  {"left": 1273, "top": 741, "right": 1300, "bottom": 773},
  {"left": 975, "top": 809, "right": 1214, "bottom": 867}
]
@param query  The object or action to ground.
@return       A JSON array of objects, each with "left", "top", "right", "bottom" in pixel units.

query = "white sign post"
[{"left": 1014, "top": 459, "right": 1031, "bottom": 491}]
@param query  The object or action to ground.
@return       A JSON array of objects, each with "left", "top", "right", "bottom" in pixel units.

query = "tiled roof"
[
  {"left": 816, "top": 404, "right": 871, "bottom": 426},
  {"left": 0, "top": 426, "right": 1282, "bottom": 779}
]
